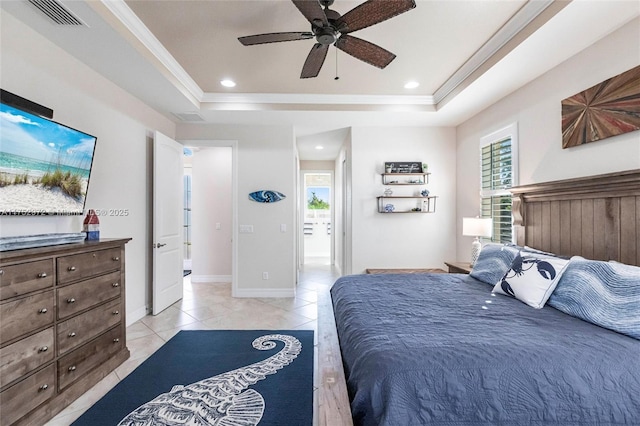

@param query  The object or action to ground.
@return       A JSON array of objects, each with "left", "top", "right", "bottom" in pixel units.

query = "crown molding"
[
  {"left": 433, "top": 0, "right": 559, "bottom": 106},
  {"left": 201, "top": 92, "right": 435, "bottom": 106},
  {"left": 100, "top": 0, "right": 203, "bottom": 101}
]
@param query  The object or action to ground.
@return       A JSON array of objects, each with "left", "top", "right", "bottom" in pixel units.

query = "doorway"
[
  {"left": 302, "top": 172, "right": 332, "bottom": 264},
  {"left": 181, "top": 141, "right": 238, "bottom": 295}
]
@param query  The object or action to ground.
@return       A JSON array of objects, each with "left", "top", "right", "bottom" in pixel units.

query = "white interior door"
[{"left": 153, "top": 131, "right": 184, "bottom": 315}]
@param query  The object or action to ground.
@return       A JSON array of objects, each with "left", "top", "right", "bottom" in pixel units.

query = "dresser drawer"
[
  {"left": 57, "top": 247, "right": 121, "bottom": 284},
  {"left": 1, "top": 327, "right": 54, "bottom": 387},
  {"left": 57, "top": 299, "right": 122, "bottom": 355},
  {"left": 58, "top": 326, "right": 123, "bottom": 391},
  {"left": 0, "top": 259, "right": 54, "bottom": 301},
  {"left": 0, "top": 291, "right": 54, "bottom": 344},
  {"left": 0, "top": 363, "right": 56, "bottom": 426},
  {"left": 57, "top": 271, "right": 121, "bottom": 320}
]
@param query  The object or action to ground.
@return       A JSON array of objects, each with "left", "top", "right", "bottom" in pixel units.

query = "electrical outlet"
[{"left": 262, "top": 272, "right": 269, "bottom": 280}]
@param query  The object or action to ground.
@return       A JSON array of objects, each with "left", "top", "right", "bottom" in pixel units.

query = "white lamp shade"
[{"left": 462, "top": 217, "right": 493, "bottom": 238}]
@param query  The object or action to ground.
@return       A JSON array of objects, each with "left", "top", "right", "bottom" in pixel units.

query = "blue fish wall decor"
[{"left": 249, "top": 190, "right": 286, "bottom": 203}]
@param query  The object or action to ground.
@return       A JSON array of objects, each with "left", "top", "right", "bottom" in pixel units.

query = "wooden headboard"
[{"left": 510, "top": 169, "right": 640, "bottom": 267}]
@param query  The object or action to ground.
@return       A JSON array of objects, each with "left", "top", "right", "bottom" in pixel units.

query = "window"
[{"left": 480, "top": 124, "right": 518, "bottom": 243}]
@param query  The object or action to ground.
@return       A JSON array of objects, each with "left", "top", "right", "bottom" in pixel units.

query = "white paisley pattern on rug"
[{"left": 117, "top": 334, "right": 302, "bottom": 426}]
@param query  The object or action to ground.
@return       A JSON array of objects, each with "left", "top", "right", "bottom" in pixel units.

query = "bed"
[{"left": 331, "top": 170, "right": 640, "bottom": 426}]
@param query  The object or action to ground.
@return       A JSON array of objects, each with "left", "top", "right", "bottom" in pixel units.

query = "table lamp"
[{"left": 463, "top": 217, "right": 493, "bottom": 266}]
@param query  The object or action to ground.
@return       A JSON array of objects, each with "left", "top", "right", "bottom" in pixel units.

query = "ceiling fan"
[{"left": 238, "top": 0, "right": 416, "bottom": 79}]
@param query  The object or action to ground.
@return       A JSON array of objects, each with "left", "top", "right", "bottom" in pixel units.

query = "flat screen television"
[{"left": 0, "top": 102, "right": 97, "bottom": 215}]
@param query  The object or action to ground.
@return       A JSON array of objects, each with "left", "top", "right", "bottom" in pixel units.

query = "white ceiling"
[{"left": 2, "top": 0, "right": 639, "bottom": 159}]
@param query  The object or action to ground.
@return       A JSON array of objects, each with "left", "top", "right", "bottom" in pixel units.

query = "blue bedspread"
[{"left": 331, "top": 273, "right": 640, "bottom": 426}]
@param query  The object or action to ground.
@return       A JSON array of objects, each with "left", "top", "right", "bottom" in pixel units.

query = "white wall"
[
  {"left": 456, "top": 17, "right": 640, "bottom": 261},
  {"left": 0, "top": 12, "right": 176, "bottom": 324},
  {"left": 350, "top": 126, "right": 457, "bottom": 273},
  {"left": 191, "top": 147, "right": 232, "bottom": 282},
  {"left": 176, "top": 124, "right": 297, "bottom": 296}
]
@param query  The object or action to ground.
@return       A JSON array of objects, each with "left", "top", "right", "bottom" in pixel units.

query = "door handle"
[{"left": 155, "top": 243, "right": 167, "bottom": 248}]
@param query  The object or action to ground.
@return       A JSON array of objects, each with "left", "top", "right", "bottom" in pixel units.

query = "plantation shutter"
[{"left": 480, "top": 136, "right": 513, "bottom": 243}]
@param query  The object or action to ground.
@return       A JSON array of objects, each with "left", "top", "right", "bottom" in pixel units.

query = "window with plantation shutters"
[{"left": 480, "top": 124, "right": 518, "bottom": 244}]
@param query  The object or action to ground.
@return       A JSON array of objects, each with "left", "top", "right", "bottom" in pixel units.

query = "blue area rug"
[{"left": 73, "top": 330, "right": 314, "bottom": 426}]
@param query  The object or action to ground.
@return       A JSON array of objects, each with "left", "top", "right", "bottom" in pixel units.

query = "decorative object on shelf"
[
  {"left": 562, "top": 64, "right": 640, "bottom": 148},
  {"left": 411, "top": 207, "right": 421, "bottom": 212},
  {"left": 384, "top": 204, "right": 395, "bottom": 213},
  {"left": 384, "top": 188, "right": 393, "bottom": 196},
  {"left": 420, "top": 189, "right": 430, "bottom": 197},
  {"left": 83, "top": 209, "right": 100, "bottom": 240},
  {"left": 0, "top": 232, "right": 85, "bottom": 251},
  {"left": 384, "top": 161, "right": 423, "bottom": 174},
  {"left": 462, "top": 217, "right": 493, "bottom": 266},
  {"left": 422, "top": 163, "right": 428, "bottom": 172},
  {"left": 248, "top": 190, "right": 286, "bottom": 203},
  {"left": 385, "top": 164, "right": 393, "bottom": 174}
]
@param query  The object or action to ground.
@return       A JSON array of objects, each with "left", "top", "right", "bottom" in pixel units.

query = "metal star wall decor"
[{"left": 561, "top": 65, "right": 640, "bottom": 149}]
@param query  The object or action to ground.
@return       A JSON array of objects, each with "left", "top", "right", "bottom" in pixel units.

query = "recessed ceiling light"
[
  {"left": 220, "top": 79, "right": 236, "bottom": 88},
  {"left": 404, "top": 81, "right": 419, "bottom": 89},
  {"left": 315, "top": 145, "right": 324, "bottom": 150}
]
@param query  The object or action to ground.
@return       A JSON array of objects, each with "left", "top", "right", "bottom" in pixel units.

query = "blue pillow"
[
  {"left": 470, "top": 244, "right": 519, "bottom": 285},
  {"left": 548, "top": 258, "right": 640, "bottom": 340}
]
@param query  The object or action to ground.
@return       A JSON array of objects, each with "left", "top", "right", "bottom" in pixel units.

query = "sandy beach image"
[{"left": 0, "top": 170, "right": 87, "bottom": 214}]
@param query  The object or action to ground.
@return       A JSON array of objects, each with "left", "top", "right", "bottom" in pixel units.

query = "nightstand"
[{"left": 444, "top": 262, "right": 473, "bottom": 274}]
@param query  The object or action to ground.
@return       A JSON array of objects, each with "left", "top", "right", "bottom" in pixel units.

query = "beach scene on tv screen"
[{"left": 0, "top": 104, "right": 96, "bottom": 215}]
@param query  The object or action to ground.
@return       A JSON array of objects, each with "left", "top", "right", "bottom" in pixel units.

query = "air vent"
[
  {"left": 173, "top": 112, "right": 205, "bottom": 122},
  {"left": 28, "top": 0, "right": 85, "bottom": 26}
]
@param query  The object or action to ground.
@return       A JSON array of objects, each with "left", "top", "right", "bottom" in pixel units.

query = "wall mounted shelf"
[
  {"left": 377, "top": 196, "right": 437, "bottom": 213},
  {"left": 381, "top": 172, "right": 430, "bottom": 185}
]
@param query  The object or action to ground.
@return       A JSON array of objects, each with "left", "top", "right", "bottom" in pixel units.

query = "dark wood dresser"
[{"left": 0, "top": 238, "right": 131, "bottom": 426}]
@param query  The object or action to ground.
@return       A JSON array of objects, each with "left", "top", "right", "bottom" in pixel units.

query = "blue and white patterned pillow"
[
  {"left": 492, "top": 252, "right": 571, "bottom": 309},
  {"left": 548, "top": 258, "right": 640, "bottom": 340},
  {"left": 469, "top": 244, "right": 519, "bottom": 285}
]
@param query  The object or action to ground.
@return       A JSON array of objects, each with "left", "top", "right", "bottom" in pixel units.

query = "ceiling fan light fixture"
[
  {"left": 404, "top": 81, "right": 420, "bottom": 89},
  {"left": 220, "top": 79, "right": 236, "bottom": 88}
]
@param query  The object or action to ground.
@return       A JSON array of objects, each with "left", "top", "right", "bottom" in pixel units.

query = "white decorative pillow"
[{"left": 492, "top": 252, "right": 571, "bottom": 309}]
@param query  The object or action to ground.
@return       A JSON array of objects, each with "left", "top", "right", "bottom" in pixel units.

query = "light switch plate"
[{"left": 239, "top": 225, "right": 254, "bottom": 233}]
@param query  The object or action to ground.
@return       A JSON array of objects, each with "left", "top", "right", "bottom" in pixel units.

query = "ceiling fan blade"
[
  {"left": 336, "top": 34, "right": 396, "bottom": 69},
  {"left": 337, "top": 0, "right": 416, "bottom": 34},
  {"left": 292, "top": 0, "right": 328, "bottom": 27},
  {"left": 238, "top": 32, "right": 314, "bottom": 46},
  {"left": 301, "top": 43, "right": 329, "bottom": 78}
]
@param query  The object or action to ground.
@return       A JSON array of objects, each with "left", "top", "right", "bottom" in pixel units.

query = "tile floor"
[{"left": 46, "top": 257, "right": 340, "bottom": 425}]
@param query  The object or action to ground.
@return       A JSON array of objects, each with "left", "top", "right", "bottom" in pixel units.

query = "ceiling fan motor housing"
[{"left": 315, "top": 26, "right": 337, "bottom": 45}]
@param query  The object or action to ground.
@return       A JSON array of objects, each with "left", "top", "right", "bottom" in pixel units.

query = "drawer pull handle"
[
  {"left": 37, "top": 272, "right": 47, "bottom": 278},
  {"left": 68, "top": 366, "right": 77, "bottom": 372},
  {"left": 38, "top": 308, "right": 48, "bottom": 314},
  {"left": 68, "top": 266, "right": 76, "bottom": 272},
  {"left": 0, "top": 269, "right": 3, "bottom": 275},
  {"left": 39, "top": 346, "right": 49, "bottom": 352},
  {"left": 112, "top": 282, "right": 120, "bottom": 287},
  {"left": 112, "top": 256, "right": 120, "bottom": 261},
  {"left": 39, "top": 384, "right": 49, "bottom": 391},
  {"left": 67, "top": 298, "right": 76, "bottom": 304},
  {"left": 113, "top": 310, "right": 120, "bottom": 315},
  {"left": 113, "top": 338, "right": 120, "bottom": 343},
  {"left": 68, "top": 332, "right": 77, "bottom": 338}
]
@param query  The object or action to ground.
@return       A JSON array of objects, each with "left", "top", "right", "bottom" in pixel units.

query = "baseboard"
[
  {"left": 127, "top": 305, "right": 148, "bottom": 326},
  {"left": 233, "top": 287, "right": 296, "bottom": 298},
  {"left": 190, "top": 275, "right": 232, "bottom": 283}
]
